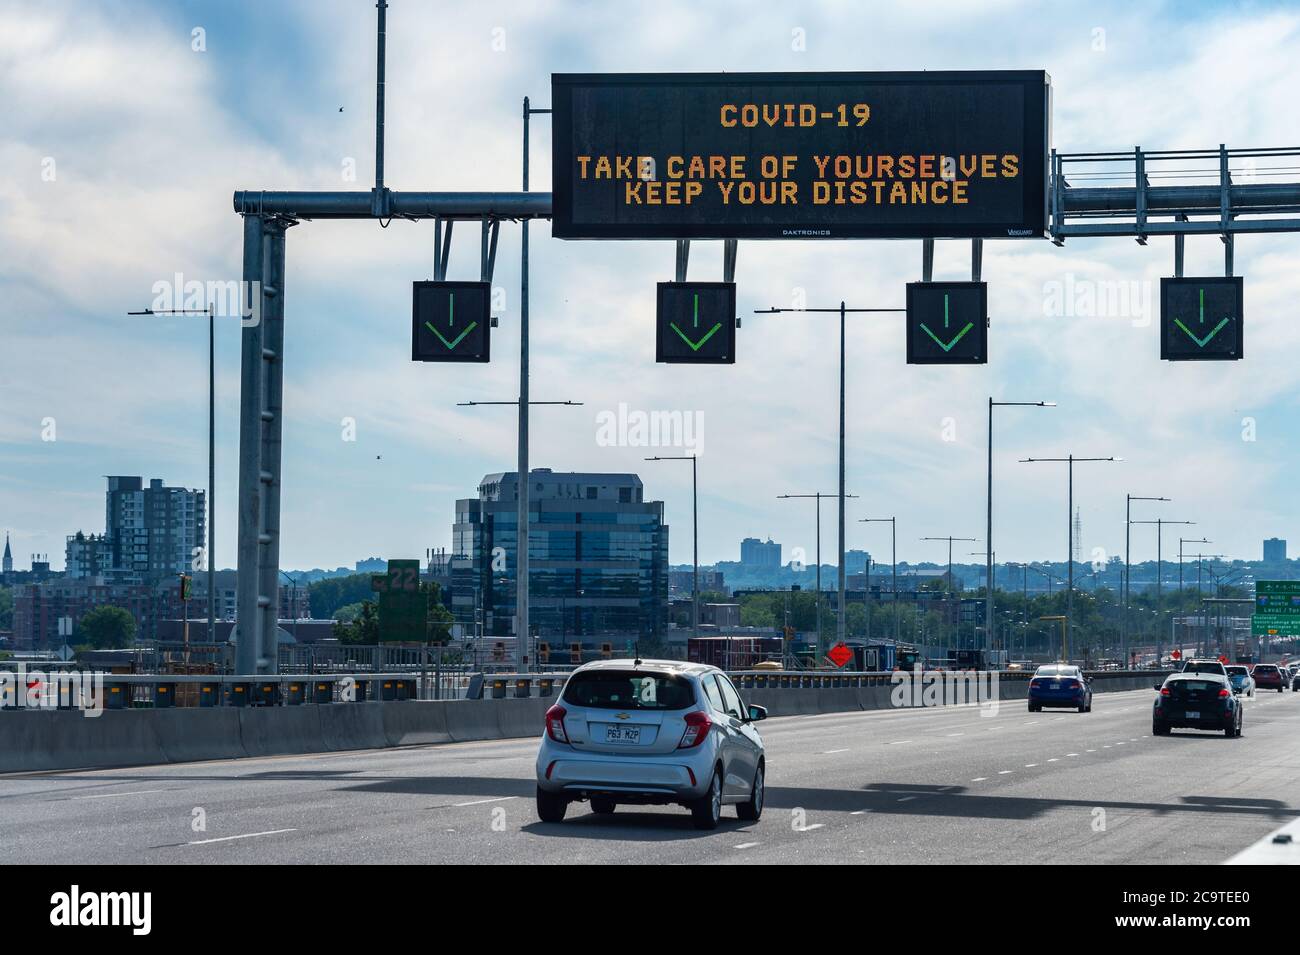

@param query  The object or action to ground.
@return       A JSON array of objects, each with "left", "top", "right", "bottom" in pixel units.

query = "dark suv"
[
  {"left": 1252, "top": 664, "right": 1285, "bottom": 693},
  {"left": 1153, "top": 673, "right": 1242, "bottom": 738}
]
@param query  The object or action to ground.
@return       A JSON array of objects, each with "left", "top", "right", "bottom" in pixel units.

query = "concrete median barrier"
[
  {"left": 154, "top": 708, "right": 244, "bottom": 764},
  {"left": 317, "top": 701, "right": 387, "bottom": 752},
  {"left": 444, "top": 699, "right": 510, "bottom": 742},
  {"left": 0, "top": 710, "right": 167, "bottom": 773},
  {"left": 382, "top": 701, "right": 453, "bottom": 746},
  {"left": 494, "top": 698, "right": 547, "bottom": 740},
  {"left": 239, "top": 705, "right": 324, "bottom": 757}
]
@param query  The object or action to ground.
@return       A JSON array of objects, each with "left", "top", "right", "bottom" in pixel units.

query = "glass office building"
[{"left": 452, "top": 469, "right": 669, "bottom": 644}]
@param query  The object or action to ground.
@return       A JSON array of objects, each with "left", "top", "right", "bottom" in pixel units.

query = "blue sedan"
[{"left": 1027, "top": 664, "right": 1092, "bottom": 713}]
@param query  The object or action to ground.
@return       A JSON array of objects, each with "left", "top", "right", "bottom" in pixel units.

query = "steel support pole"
[
  {"left": 518, "top": 97, "right": 531, "bottom": 672},
  {"left": 815, "top": 494, "right": 822, "bottom": 652},
  {"left": 256, "top": 221, "right": 289, "bottom": 674},
  {"left": 235, "top": 215, "right": 265, "bottom": 675},
  {"left": 691, "top": 455, "right": 699, "bottom": 642},
  {"left": 1124, "top": 494, "right": 1131, "bottom": 666},
  {"left": 208, "top": 305, "right": 216, "bottom": 645},
  {"left": 985, "top": 398, "right": 994, "bottom": 653},
  {"left": 837, "top": 302, "right": 846, "bottom": 648},
  {"left": 1067, "top": 455, "right": 1074, "bottom": 662},
  {"left": 892, "top": 519, "right": 898, "bottom": 642}
]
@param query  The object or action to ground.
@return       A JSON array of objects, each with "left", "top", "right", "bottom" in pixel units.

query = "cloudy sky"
[{"left": 2, "top": 0, "right": 1298, "bottom": 574}]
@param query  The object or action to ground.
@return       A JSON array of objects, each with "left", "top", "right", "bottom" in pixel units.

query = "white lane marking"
[
  {"left": 1066, "top": 753, "right": 1079, "bottom": 757},
  {"left": 946, "top": 733, "right": 965, "bottom": 737},
  {"left": 971, "top": 777, "right": 988, "bottom": 782},
  {"left": 71, "top": 789, "right": 172, "bottom": 800},
  {"left": 821, "top": 748, "right": 850, "bottom": 755},
  {"left": 888, "top": 740, "right": 912, "bottom": 745},
  {"left": 1024, "top": 763, "right": 1038, "bottom": 768},
  {"left": 453, "top": 796, "right": 519, "bottom": 807},
  {"left": 1115, "top": 742, "right": 1127, "bottom": 746},
  {"left": 896, "top": 796, "right": 916, "bottom": 802},
  {"left": 734, "top": 842, "right": 760, "bottom": 850},
  {"left": 1023, "top": 721, "right": 1039, "bottom": 725},
  {"left": 799, "top": 823, "right": 825, "bottom": 832},
  {"left": 1047, "top": 758, "right": 1059, "bottom": 762},
  {"left": 997, "top": 770, "right": 1014, "bottom": 775},
  {"left": 188, "top": 828, "right": 297, "bottom": 846},
  {"left": 850, "top": 810, "right": 868, "bottom": 815},
  {"left": 1086, "top": 748, "right": 1096, "bottom": 753}
]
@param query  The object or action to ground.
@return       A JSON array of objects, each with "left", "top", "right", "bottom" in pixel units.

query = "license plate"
[
  {"left": 1050, "top": 682, "right": 1061, "bottom": 689},
  {"left": 1185, "top": 711, "right": 1200, "bottom": 720},
  {"left": 604, "top": 724, "right": 641, "bottom": 744}
]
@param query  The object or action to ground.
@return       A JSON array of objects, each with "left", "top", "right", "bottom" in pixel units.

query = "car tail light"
[
  {"left": 545, "top": 704, "right": 569, "bottom": 744},
  {"left": 678, "top": 710, "right": 713, "bottom": 749},
  {"left": 1160, "top": 687, "right": 1171, "bottom": 697},
  {"left": 1067, "top": 680, "right": 1080, "bottom": 689},
  {"left": 1030, "top": 679, "right": 1042, "bottom": 688},
  {"left": 1218, "top": 688, "right": 1231, "bottom": 698}
]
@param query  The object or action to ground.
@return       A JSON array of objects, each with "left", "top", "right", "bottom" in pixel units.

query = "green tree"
[
  {"left": 309, "top": 574, "right": 377, "bottom": 619},
  {"left": 425, "top": 582, "right": 454, "bottom": 644},
  {"left": 76, "top": 605, "right": 136, "bottom": 649},
  {"left": 333, "top": 600, "right": 380, "bottom": 645}
]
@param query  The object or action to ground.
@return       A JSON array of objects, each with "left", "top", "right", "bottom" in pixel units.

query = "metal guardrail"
[{"left": 0, "top": 671, "right": 575, "bottom": 710}]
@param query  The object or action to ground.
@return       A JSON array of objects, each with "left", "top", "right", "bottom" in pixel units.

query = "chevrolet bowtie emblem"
[{"left": 616, "top": 713, "right": 630, "bottom": 720}]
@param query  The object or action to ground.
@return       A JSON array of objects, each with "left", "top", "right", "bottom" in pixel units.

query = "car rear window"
[
  {"left": 562, "top": 671, "right": 697, "bottom": 710},
  {"left": 1225, "top": 666, "right": 1247, "bottom": 675},
  {"left": 1255, "top": 665, "right": 1278, "bottom": 674},
  {"left": 1034, "top": 666, "right": 1077, "bottom": 677}
]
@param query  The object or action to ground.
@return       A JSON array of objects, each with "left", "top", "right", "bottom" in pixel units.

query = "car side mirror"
[
  {"left": 1153, "top": 683, "right": 1163, "bottom": 691},
  {"left": 747, "top": 704, "right": 767, "bottom": 722}
]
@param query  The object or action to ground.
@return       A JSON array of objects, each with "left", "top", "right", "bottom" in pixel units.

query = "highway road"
[{"left": 5, "top": 687, "right": 1298, "bottom": 864}]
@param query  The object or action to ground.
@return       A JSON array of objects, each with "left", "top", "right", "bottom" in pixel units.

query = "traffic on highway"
[{"left": 4, "top": 0, "right": 1297, "bottom": 934}]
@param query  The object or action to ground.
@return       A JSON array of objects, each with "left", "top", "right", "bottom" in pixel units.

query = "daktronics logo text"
[{"left": 49, "top": 886, "right": 151, "bottom": 936}]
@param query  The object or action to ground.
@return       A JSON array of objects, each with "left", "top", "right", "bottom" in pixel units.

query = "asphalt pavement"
[{"left": 5, "top": 686, "right": 1298, "bottom": 864}]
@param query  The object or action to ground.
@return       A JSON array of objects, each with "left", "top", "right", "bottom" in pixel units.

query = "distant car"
[
  {"left": 1224, "top": 664, "right": 1255, "bottom": 697},
  {"left": 1028, "top": 664, "right": 1092, "bottom": 713},
  {"left": 535, "top": 659, "right": 767, "bottom": 830},
  {"left": 1180, "top": 659, "right": 1228, "bottom": 678},
  {"left": 1153, "top": 673, "right": 1242, "bottom": 738},
  {"left": 1251, "top": 664, "right": 1285, "bottom": 693}
]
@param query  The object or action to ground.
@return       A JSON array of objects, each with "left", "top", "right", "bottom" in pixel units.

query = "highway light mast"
[
  {"left": 1020, "top": 455, "right": 1120, "bottom": 662},
  {"left": 985, "top": 398, "right": 1054, "bottom": 658},
  {"left": 646, "top": 455, "right": 700, "bottom": 642},
  {"left": 779, "top": 491, "right": 858, "bottom": 655}
]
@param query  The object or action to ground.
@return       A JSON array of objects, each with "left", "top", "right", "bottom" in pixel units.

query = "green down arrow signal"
[
  {"left": 670, "top": 321, "right": 723, "bottom": 351},
  {"left": 919, "top": 321, "right": 975, "bottom": 352},
  {"left": 1173, "top": 290, "right": 1230, "bottom": 347},
  {"left": 425, "top": 319, "right": 477, "bottom": 350}
]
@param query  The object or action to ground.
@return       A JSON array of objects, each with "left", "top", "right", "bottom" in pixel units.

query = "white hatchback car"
[{"left": 535, "top": 659, "right": 767, "bottom": 829}]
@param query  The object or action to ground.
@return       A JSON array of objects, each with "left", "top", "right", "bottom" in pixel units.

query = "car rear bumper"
[
  {"left": 1028, "top": 690, "right": 1087, "bottom": 705},
  {"left": 1154, "top": 710, "right": 1233, "bottom": 729},
  {"left": 536, "top": 746, "right": 712, "bottom": 800}
]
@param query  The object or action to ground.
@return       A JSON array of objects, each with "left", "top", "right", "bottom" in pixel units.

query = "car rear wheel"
[
  {"left": 536, "top": 786, "right": 568, "bottom": 823},
  {"left": 1028, "top": 703, "right": 1040, "bottom": 712},
  {"left": 737, "top": 762, "right": 764, "bottom": 821},
  {"left": 690, "top": 768, "right": 723, "bottom": 830},
  {"left": 590, "top": 796, "right": 616, "bottom": 815},
  {"left": 1153, "top": 721, "right": 1169, "bottom": 736}
]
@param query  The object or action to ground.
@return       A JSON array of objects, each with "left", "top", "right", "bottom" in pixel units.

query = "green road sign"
[
  {"left": 1251, "top": 580, "right": 1300, "bottom": 634},
  {"left": 1160, "top": 277, "right": 1242, "bottom": 361},
  {"left": 906, "top": 282, "right": 987, "bottom": 364},
  {"left": 411, "top": 281, "right": 492, "bottom": 363},
  {"left": 377, "top": 558, "right": 425, "bottom": 643},
  {"left": 656, "top": 282, "right": 736, "bottom": 364}
]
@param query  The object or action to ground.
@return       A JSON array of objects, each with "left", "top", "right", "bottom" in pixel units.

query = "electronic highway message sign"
[
  {"left": 906, "top": 282, "right": 988, "bottom": 364},
  {"left": 1160, "top": 277, "right": 1243, "bottom": 362},
  {"left": 552, "top": 71, "right": 1050, "bottom": 240},
  {"left": 411, "top": 281, "right": 491, "bottom": 363},
  {"left": 656, "top": 282, "right": 736, "bottom": 364}
]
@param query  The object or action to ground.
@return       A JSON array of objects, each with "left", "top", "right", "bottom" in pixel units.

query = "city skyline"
[{"left": 3, "top": 1, "right": 1299, "bottom": 573}]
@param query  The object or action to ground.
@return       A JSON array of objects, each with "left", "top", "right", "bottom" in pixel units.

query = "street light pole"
[
  {"left": 780, "top": 491, "right": 858, "bottom": 654},
  {"left": 457, "top": 398, "right": 583, "bottom": 672},
  {"left": 921, "top": 535, "right": 977, "bottom": 654},
  {"left": 128, "top": 305, "right": 218, "bottom": 645},
  {"left": 758, "top": 302, "right": 902, "bottom": 652},
  {"left": 1132, "top": 517, "right": 1193, "bottom": 666},
  {"left": 985, "top": 399, "right": 1054, "bottom": 656},
  {"left": 646, "top": 455, "right": 699, "bottom": 641},
  {"left": 1124, "top": 494, "right": 1169, "bottom": 667},
  {"left": 1179, "top": 537, "right": 1211, "bottom": 593},
  {"left": 1020, "top": 455, "right": 1120, "bottom": 662},
  {"left": 860, "top": 517, "right": 897, "bottom": 642}
]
